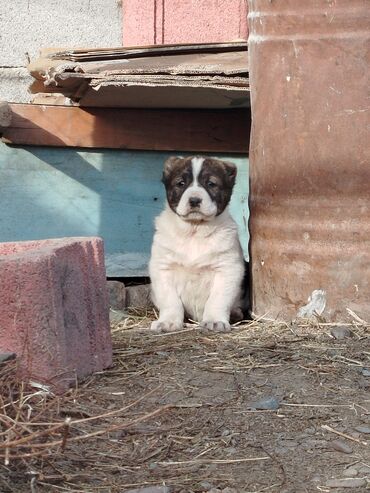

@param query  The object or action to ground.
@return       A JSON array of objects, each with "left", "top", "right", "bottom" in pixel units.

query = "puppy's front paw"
[
  {"left": 201, "top": 321, "right": 231, "bottom": 332},
  {"left": 150, "top": 320, "right": 183, "bottom": 333}
]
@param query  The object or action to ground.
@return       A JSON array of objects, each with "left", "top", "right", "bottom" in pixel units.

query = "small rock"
[
  {"left": 304, "top": 427, "right": 316, "bottom": 435},
  {"left": 225, "top": 447, "right": 237, "bottom": 455},
  {"left": 0, "top": 352, "right": 16, "bottom": 364},
  {"left": 107, "top": 280, "right": 126, "bottom": 310},
  {"left": 156, "top": 351, "right": 170, "bottom": 358},
  {"left": 343, "top": 467, "right": 358, "bottom": 477},
  {"left": 330, "top": 439, "right": 353, "bottom": 454},
  {"left": 124, "top": 487, "right": 172, "bottom": 493},
  {"left": 330, "top": 326, "right": 353, "bottom": 340},
  {"left": 284, "top": 440, "right": 299, "bottom": 448},
  {"left": 303, "top": 438, "right": 327, "bottom": 449},
  {"left": 109, "top": 309, "right": 126, "bottom": 324},
  {"left": 199, "top": 481, "right": 213, "bottom": 491},
  {"left": 126, "top": 284, "right": 153, "bottom": 309},
  {"left": 326, "top": 478, "right": 366, "bottom": 488},
  {"left": 354, "top": 425, "right": 370, "bottom": 434},
  {"left": 222, "top": 488, "right": 237, "bottom": 493},
  {"left": 358, "top": 380, "right": 370, "bottom": 390},
  {"left": 327, "top": 349, "right": 339, "bottom": 357},
  {"left": 249, "top": 396, "right": 280, "bottom": 410},
  {"left": 230, "top": 437, "right": 238, "bottom": 446},
  {"left": 358, "top": 465, "right": 370, "bottom": 474},
  {"left": 361, "top": 367, "right": 370, "bottom": 377},
  {"left": 275, "top": 446, "right": 289, "bottom": 455}
]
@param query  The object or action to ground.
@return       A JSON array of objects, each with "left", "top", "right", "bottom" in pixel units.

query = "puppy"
[{"left": 149, "top": 156, "right": 245, "bottom": 332}]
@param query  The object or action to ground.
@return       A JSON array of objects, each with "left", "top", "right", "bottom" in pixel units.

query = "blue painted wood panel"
[{"left": 0, "top": 143, "right": 249, "bottom": 276}]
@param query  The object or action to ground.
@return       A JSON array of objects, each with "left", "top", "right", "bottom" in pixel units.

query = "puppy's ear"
[
  {"left": 162, "top": 156, "right": 183, "bottom": 185},
  {"left": 222, "top": 160, "right": 237, "bottom": 186}
]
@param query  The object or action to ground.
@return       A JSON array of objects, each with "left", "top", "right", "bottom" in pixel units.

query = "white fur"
[
  {"left": 149, "top": 205, "right": 245, "bottom": 332},
  {"left": 175, "top": 157, "right": 217, "bottom": 220},
  {"left": 191, "top": 156, "right": 204, "bottom": 180}
]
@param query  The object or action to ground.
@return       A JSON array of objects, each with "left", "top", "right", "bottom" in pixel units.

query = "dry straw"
[{"left": 1, "top": 310, "right": 369, "bottom": 492}]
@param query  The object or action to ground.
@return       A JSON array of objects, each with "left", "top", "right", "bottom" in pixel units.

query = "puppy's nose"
[{"left": 189, "top": 197, "right": 202, "bottom": 208}]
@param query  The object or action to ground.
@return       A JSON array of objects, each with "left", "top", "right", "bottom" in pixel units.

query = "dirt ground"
[{"left": 1, "top": 315, "right": 369, "bottom": 493}]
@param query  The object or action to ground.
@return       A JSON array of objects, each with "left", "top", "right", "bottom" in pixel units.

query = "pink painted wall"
[{"left": 122, "top": 0, "right": 248, "bottom": 46}]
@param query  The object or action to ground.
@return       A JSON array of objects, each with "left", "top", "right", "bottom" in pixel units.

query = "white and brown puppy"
[{"left": 149, "top": 156, "right": 245, "bottom": 332}]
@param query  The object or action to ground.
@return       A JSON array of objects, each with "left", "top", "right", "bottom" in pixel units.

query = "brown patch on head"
[
  {"left": 162, "top": 156, "right": 194, "bottom": 213},
  {"left": 198, "top": 158, "right": 237, "bottom": 215}
]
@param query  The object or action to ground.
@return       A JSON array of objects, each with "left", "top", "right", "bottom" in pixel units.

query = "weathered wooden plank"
[
  {"left": 2, "top": 104, "right": 250, "bottom": 153},
  {"left": 0, "top": 144, "right": 249, "bottom": 277}
]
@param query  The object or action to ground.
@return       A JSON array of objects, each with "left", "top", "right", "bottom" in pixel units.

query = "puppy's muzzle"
[{"left": 189, "top": 197, "right": 202, "bottom": 208}]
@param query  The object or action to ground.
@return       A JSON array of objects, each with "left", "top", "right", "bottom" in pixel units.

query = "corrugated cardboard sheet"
[{"left": 29, "top": 42, "right": 249, "bottom": 108}]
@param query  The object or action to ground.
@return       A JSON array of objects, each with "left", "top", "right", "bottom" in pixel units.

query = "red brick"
[{"left": 0, "top": 237, "right": 112, "bottom": 390}]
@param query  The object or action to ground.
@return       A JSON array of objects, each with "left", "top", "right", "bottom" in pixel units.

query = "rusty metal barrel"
[{"left": 248, "top": 1, "right": 370, "bottom": 321}]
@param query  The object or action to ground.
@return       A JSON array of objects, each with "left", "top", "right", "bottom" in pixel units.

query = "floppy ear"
[
  {"left": 162, "top": 156, "right": 183, "bottom": 185},
  {"left": 222, "top": 160, "right": 237, "bottom": 185}
]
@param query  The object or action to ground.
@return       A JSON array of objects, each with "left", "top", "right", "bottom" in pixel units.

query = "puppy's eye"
[
  {"left": 176, "top": 180, "right": 186, "bottom": 188},
  {"left": 207, "top": 181, "right": 217, "bottom": 188}
]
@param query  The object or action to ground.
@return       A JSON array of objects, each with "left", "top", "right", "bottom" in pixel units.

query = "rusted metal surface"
[{"left": 248, "top": 0, "right": 370, "bottom": 322}]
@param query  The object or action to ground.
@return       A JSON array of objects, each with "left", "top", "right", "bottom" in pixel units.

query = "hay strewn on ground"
[{"left": 1, "top": 312, "right": 369, "bottom": 492}]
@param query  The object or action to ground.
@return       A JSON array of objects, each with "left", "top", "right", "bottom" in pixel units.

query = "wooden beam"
[{"left": 2, "top": 104, "right": 250, "bottom": 153}]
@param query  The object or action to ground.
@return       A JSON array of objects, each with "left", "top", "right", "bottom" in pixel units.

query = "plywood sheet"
[{"left": 0, "top": 144, "right": 249, "bottom": 276}]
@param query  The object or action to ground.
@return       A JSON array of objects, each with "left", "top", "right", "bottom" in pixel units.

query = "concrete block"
[
  {"left": 0, "top": 68, "right": 33, "bottom": 105},
  {"left": 107, "top": 280, "right": 126, "bottom": 310},
  {"left": 0, "top": 102, "right": 12, "bottom": 128},
  {"left": 125, "top": 284, "right": 153, "bottom": 310},
  {"left": 0, "top": 1, "right": 122, "bottom": 66},
  {"left": 0, "top": 237, "right": 112, "bottom": 389},
  {"left": 0, "top": 1, "right": 122, "bottom": 103}
]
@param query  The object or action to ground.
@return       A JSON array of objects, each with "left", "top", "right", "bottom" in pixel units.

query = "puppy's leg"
[
  {"left": 150, "top": 270, "right": 184, "bottom": 333},
  {"left": 201, "top": 267, "right": 244, "bottom": 332}
]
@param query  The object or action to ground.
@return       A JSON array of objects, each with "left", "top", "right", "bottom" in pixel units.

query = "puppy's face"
[{"left": 162, "top": 156, "right": 237, "bottom": 222}]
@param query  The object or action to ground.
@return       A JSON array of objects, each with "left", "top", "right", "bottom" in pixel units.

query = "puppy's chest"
[{"left": 165, "top": 234, "right": 218, "bottom": 270}]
